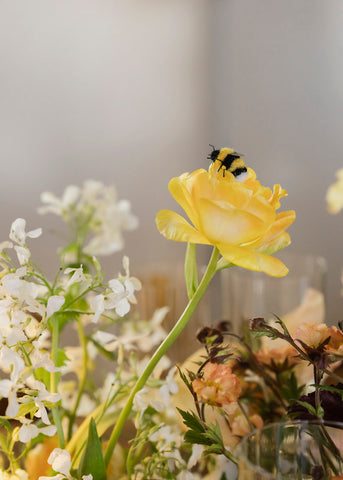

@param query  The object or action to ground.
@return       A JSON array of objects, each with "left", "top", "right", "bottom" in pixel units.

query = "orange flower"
[
  {"left": 326, "top": 326, "right": 343, "bottom": 355},
  {"left": 156, "top": 159, "right": 295, "bottom": 277},
  {"left": 25, "top": 436, "right": 59, "bottom": 479},
  {"left": 254, "top": 344, "right": 300, "bottom": 370},
  {"left": 192, "top": 362, "right": 242, "bottom": 406},
  {"left": 230, "top": 410, "right": 264, "bottom": 437},
  {"left": 295, "top": 322, "right": 332, "bottom": 348}
]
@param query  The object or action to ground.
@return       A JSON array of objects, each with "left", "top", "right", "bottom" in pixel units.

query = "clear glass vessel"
[{"left": 236, "top": 421, "right": 343, "bottom": 479}]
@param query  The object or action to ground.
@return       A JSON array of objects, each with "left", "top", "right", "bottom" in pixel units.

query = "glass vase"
[
  {"left": 236, "top": 421, "right": 343, "bottom": 479},
  {"left": 220, "top": 252, "right": 327, "bottom": 334}
]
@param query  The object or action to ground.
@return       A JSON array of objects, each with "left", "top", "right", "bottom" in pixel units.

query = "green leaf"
[
  {"left": 184, "top": 243, "right": 198, "bottom": 299},
  {"left": 184, "top": 430, "right": 213, "bottom": 446},
  {"left": 177, "top": 409, "right": 205, "bottom": 433},
  {"left": 311, "top": 384, "right": 343, "bottom": 400},
  {"left": 78, "top": 418, "right": 107, "bottom": 480},
  {"left": 0, "top": 417, "right": 12, "bottom": 433},
  {"left": 295, "top": 400, "right": 319, "bottom": 418}
]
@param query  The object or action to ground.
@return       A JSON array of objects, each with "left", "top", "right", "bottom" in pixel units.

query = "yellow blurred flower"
[
  {"left": 156, "top": 161, "right": 295, "bottom": 277},
  {"left": 326, "top": 168, "right": 343, "bottom": 214}
]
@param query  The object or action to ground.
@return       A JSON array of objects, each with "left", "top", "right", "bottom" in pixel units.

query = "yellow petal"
[
  {"left": 255, "top": 231, "right": 291, "bottom": 256},
  {"left": 155, "top": 209, "right": 210, "bottom": 244},
  {"left": 217, "top": 242, "right": 289, "bottom": 277},
  {"left": 197, "top": 197, "right": 274, "bottom": 245},
  {"left": 246, "top": 210, "right": 296, "bottom": 249},
  {"left": 168, "top": 171, "right": 204, "bottom": 230}
]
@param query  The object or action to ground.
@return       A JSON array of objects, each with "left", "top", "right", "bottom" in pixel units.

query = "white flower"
[
  {"left": 64, "top": 266, "right": 87, "bottom": 288},
  {"left": 157, "top": 366, "right": 179, "bottom": 407},
  {"left": 39, "top": 181, "right": 138, "bottom": 256},
  {"left": 30, "top": 343, "right": 59, "bottom": 373},
  {"left": 9, "top": 218, "right": 42, "bottom": 246},
  {"left": 0, "top": 378, "right": 20, "bottom": 417},
  {"left": 38, "top": 185, "right": 81, "bottom": 216},
  {"left": 9, "top": 219, "right": 41, "bottom": 265},
  {"left": 46, "top": 295, "right": 65, "bottom": 319},
  {"left": 47, "top": 448, "right": 71, "bottom": 476},
  {"left": 90, "top": 294, "right": 105, "bottom": 323},
  {"left": 133, "top": 387, "right": 165, "bottom": 416},
  {"left": 0, "top": 346, "right": 25, "bottom": 383},
  {"left": 18, "top": 422, "right": 57, "bottom": 443},
  {"left": 25, "top": 378, "right": 61, "bottom": 424},
  {"left": 187, "top": 444, "right": 205, "bottom": 469},
  {"left": 0, "top": 469, "right": 29, "bottom": 480}
]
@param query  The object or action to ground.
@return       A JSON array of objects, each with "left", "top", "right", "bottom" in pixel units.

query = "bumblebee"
[{"left": 208, "top": 145, "right": 248, "bottom": 181}]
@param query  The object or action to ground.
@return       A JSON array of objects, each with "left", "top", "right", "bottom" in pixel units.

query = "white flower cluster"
[
  {"left": 0, "top": 218, "right": 141, "bottom": 450},
  {"left": 38, "top": 180, "right": 138, "bottom": 256},
  {"left": 0, "top": 221, "right": 66, "bottom": 443}
]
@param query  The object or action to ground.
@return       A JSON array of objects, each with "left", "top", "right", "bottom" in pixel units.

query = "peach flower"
[
  {"left": 295, "top": 322, "right": 332, "bottom": 348},
  {"left": 254, "top": 344, "right": 300, "bottom": 369},
  {"left": 192, "top": 362, "right": 242, "bottom": 406}
]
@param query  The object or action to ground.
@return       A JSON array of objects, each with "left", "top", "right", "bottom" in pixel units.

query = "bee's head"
[{"left": 207, "top": 144, "right": 220, "bottom": 162}]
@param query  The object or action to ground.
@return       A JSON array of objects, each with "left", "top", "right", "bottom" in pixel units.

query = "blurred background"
[{"left": 1, "top": 1, "right": 343, "bottom": 331}]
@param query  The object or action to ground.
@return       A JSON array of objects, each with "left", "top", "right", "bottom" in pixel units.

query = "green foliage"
[
  {"left": 78, "top": 418, "right": 107, "bottom": 480},
  {"left": 280, "top": 372, "right": 305, "bottom": 404},
  {"left": 184, "top": 242, "right": 198, "bottom": 299}
]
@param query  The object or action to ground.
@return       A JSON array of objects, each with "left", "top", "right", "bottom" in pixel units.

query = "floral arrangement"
[{"left": 7, "top": 149, "right": 339, "bottom": 480}]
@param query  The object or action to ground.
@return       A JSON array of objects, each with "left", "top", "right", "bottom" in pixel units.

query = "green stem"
[
  {"left": 103, "top": 246, "right": 221, "bottom": 467},
  {"left": 51, "top": 315, "right": 65, "bottom": 448},
  {"left": 67, "top": 318, "right": 88, "bottom": 441}
]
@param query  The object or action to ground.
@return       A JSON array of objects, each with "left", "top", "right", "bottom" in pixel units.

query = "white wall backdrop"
[
  {"left": 210, "top": 0, "right": 343, "bottom": 324},
  {"left": 0, "top": 0, "right": 210, "bottom": 276}
]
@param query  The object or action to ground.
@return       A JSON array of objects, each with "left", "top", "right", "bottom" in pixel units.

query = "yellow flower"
[
  {"left": 326, "top": 168, "right": 343, "bottom": 214},
  {"left": 156, "top": 161, "right": 295, "bottom": 277}
]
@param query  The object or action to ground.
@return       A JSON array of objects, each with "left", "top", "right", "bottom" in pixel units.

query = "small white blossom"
[
  {"left": 18, "top": 422, "right": 57, "bottom": 443},
  {"left": 133, "top": 387, "right": 165, "bottom": 416},
  {"left": 187, "top": 444, "right": 205, "bottom": 469},
  {"left": 0, "top": 346, "right": 25, "bottom": 383},
  {"left": 9, "top": 218, "right": 42, "bottom": 246},
  {"left": 64, "top": 266, "right": 87, "bottom": 288},
  {"left": 46, "top": 295, "right": 65, "bottom": 319},
  {"left": 38, "top": 186, "right": 81, "bottom": 216},
  {"left": 9, "top": 219, "right": 42, "bottom": 265},
  {"left": 47, "top": 448, "right": 72, "bottom": 476},
  {"left": 0, "top": 378, "right": 21, "bottom": 417},
  {"left": 0, "top": 469, "right": 29, "bottom": 480}
]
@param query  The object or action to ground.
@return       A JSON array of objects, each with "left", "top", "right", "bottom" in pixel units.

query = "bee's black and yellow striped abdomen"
[{"left": 207, "top": 145, "right": 248, "bottom": 181}]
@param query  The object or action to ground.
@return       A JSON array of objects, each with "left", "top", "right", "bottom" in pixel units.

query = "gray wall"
[
  {"left": 210, "top": 1, "right": 343, "bottom": 324},
  {"left": 1, "top": 1, "right": 343, "bottom": 325},
  {"left": 0, "top": 0, "right": 210, "bottom": 275}
]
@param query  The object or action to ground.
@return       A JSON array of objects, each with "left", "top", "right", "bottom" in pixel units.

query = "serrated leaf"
[
  {"left": 184, "top": 430, "right": 213, "bottom": 446},
  {"left": 78, "top": 418, "right": 107, "bottom": 480},
  {"left": 177, "top": 409, "right": 205, "bottom": 433}
]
